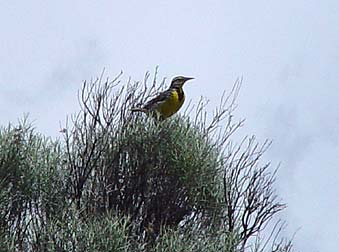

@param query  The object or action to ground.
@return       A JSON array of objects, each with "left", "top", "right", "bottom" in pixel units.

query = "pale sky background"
[{"left": 1, "top": 1, "right": 338, "bottom": 251}]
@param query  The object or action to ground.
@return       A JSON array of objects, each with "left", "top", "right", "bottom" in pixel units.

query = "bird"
[{"left": 131, "top": 76, "right": 194, "bottom": 120}]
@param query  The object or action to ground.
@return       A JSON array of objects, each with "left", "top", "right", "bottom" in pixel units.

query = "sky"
[{"left": 1, "top": 1, "right": 338, "bottom": 251}]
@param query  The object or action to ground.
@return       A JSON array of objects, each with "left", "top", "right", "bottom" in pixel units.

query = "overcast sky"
[{"left": 1, "top": 1, "right": 338, "bottom": 251}]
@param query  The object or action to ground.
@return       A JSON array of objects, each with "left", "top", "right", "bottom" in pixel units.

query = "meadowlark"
[{"left": 131, "top": 76, "right": 194, "bottom": 120}]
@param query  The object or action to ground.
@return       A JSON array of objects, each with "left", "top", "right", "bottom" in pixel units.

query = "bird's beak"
[{"left": 184, "top": 77, "right": 194, "bottom": 81}]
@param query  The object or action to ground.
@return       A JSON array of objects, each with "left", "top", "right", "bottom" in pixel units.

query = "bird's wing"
[{"left": 143, "top": 89, "right": 172, "bottom": 111}]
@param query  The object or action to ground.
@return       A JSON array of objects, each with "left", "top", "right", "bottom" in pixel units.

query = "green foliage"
[
  {"left": 62, "top": 73, "right": 227, "bottom": 242},
  {"left": 0, "top": 72, "right": 294, "bottom": 252},
  {"left": 0, "top": 119, "right": 66, "bottom": 251},
  {"left": 42, "top": 210, "right": 130, "bottom": 252},
  {"left": 151, "top": 225, "right": 239, "bottom": 252},
  {"left": 108, "top": 115, "right": 223, "bottom": 226}
]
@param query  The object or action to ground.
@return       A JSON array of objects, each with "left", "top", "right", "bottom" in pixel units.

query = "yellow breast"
[{"left": 156, "top": 89, "right": 185, "bottom": 118}]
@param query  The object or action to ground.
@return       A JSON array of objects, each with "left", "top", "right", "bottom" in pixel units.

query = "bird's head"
[{"left": 170, "top": 76, "right": 194, "bottom": 88}]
